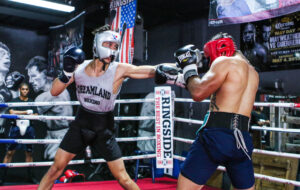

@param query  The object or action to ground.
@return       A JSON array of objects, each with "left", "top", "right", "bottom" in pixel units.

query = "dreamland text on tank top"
[{"left": 74, "top": 60, "right": 120, "bottom": 112}]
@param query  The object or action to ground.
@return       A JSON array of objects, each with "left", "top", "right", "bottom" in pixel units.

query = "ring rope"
[
  {"left": 251, "top": 126, "right": 300, "bottom": 133},
  {"left": 0, "top": 114, "right": 74, "bottom": 120},
  {"left": 0, "top": 154, "right": 156, "bottom": 168},
  {"left": 0, "top": 98, "right": 155, "bottom": 108},
  {"left": 173, "top": 137, "right": 300, "bottom": 159},
  {"left": 0, "top": 101, "right": 80, "bottom": 108},
  {"left": 6, "top": 137, "right": 300, "bottom": 159},
  {"left": 174, "top": 117, "right": 203, "bottom": 125},
  {"left": 175, "top": 98, "right": 210, "bottom": 103},
  {"left": 115, "top": 116, "right": 155, "bottom": 121},
  {"left": 0, "top": 114, "right": 154, "bottom": 121},
  {"left": 0, "top": 136, "right": 156, "bottom": 144},
  {"left": 173, "top": 155, "right": 300, "bottom": 187},
  {"left": 0, "top": 114, "right": 298, "bottom": 133},
  {"left": 174, "top": 117, "right": 300, "bottom": 133},
  {"left": 174, "top": 98, "right": 300, "bottom": 108},
  {"left": 1, "top": 98, "right": 299, "bottom": 108}
]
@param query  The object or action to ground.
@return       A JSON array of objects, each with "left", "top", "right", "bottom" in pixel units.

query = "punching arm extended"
[{"left": 120, "top": 63, "right": 157, "bottom": 79}]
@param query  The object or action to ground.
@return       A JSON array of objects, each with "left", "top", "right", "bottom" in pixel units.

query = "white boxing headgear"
[{"left": 93, "top": 30, "right": 121, "bottom": 62}]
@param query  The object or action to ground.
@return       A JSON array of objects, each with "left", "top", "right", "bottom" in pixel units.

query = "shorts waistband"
[
  {"left": 78, "top": 106, "right": 113, "bottom": 116},
  {"left": 204, "top": 111, "right": 250, "bottom": 132}
]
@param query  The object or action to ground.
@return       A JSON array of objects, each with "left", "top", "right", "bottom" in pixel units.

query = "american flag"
[{"left": 110, "top": 0, "right": 137, "bottom": 64}]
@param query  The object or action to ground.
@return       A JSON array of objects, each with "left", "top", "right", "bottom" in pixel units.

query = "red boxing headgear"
[{"left": 203, "top": 38, "right": 236, "bottom": 66}]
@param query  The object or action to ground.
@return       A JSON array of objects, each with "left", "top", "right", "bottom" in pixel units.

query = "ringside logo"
[{"left": 155, "top": 86, "right": 173, "bottom": 168}]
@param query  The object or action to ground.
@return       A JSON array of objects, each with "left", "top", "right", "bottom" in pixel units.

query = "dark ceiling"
[{"left": 0, "top": 0, "right": 209, "bottom": 33}]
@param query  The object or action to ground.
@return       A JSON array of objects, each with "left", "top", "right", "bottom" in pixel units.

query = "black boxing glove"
[
  {"left": 0, "top": 86, "right": 12, "bottom": 103},
  {"left": 58, "top": 47, "right": 85, "bottom": 83},
  {"left": 174, "top": 44, "right": 200, "bottom": 85},
  {"left": 155, "top": 65, "right": 186, "bottom": 88},
  {"left": 6, "top": 71, "right": 25, "bottom": 89}
]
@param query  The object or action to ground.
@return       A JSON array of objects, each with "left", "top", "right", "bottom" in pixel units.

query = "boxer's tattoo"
[{"left": 210, "top": 93, "right": 219, "bottom": 110}]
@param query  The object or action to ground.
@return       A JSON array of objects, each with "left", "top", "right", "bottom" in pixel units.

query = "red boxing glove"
[
  {"left": 64, "top": 169, "right": 85, "bottom": 182},
  {"left": 59, "top": 176, "right": 68, "bottom": 183},
  {"left": 64, "top": 169, "right": 76, "bottom": 178}
]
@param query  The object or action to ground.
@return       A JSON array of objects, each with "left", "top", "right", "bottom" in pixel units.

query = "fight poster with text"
[
  {"left": 241, "top": 11, "right": 300, "bottom": 72},
  {"left": 269, "top": 12, "right": 300, "bottom": 69},
  {"left": 155, "top": 86, "right": 173, "bottom": 169},
  {"left": 209, "top": 0, "right": 300, "bottom": 26}
]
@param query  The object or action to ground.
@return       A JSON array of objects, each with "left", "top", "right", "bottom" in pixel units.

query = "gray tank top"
[{"left": 74, "top": 60, "right": 120, "bottom": 112}]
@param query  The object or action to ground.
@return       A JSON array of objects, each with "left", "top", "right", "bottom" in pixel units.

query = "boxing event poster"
[
  {"left": 48, "top": 11, "right": 85, "bottom": 78},
  {"left": 241, "top": 11, "right": 300, "bottom": 72},
  {"left": 208, "top": 0, "right": 300, "bottom": 26}
]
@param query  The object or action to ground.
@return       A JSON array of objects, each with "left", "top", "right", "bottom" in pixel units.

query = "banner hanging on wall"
[
  {"left": 241, "top": 11, "right": 300, "bottom": 72},
  {"left": 110, "top": 0, "right": 137, "bottom": 64},
  {"left": 48, "top": 11, "right": 85, "bottom": 78},
  {"left": 208, "top": 0, "right": 300, "bottom": 27}
]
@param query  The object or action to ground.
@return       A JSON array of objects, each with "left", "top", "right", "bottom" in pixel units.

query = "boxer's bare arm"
[
  {"left": 118, "top": 62, "right": 177, "bottom": 79},
  {"left": 119, "top": 63, "right": 157, "bottom": 79},
  {"left": 50, "top": 77, "right": 74, "bottom": 96},
  {"left": 187, "top": 57, "right": 230, "bottom": 102}
]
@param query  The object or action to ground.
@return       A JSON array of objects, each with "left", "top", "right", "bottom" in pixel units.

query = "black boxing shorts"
[
  {"left": 59, "top": 106, "right": 122, "bottom": 161},
  {"left": 181, "top": 112, "right": 255, "bottom": 189}
]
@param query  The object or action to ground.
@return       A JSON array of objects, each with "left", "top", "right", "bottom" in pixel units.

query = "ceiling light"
[{"left": 8, "top": 0, "right": 75, "bottom": 13}]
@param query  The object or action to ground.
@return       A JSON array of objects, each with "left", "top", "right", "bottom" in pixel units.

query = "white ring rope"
[
  {"left": 174, "top": 117, "right": 300, "bottom": 133},
  {"left": 0, "top": 98, "right": 155, "bottom": 108},
  {"left": 0, "top": 98, "right": 298, "bottom": 108},
  {"left": 115, "top": 116, "right": 155, "bottom": 121},
  {"left": 0, "top": 154, "right": 156, "bottom": 168},
  {"left": 0, "top": 101, "right": 80, "bottom": 107},
  {"left": 9, "top": 136, "right": 300, "bottom": 159},
  {"left": 173, "top": 137, "right": 300, "bottom": 159},
  {"left": 173, "top": 155, "right": 300, "bottom": 187},
  {"left": 0, "top": 115, "right": 75, "bottom": 121},
  {"left": 174, "top": 98, "right": 300, "bottom": 108},
  {"left": 0, "top": 115, "right": 154, "bottom": 121},
  {"left": 173, "top": 137, "right": 194, "bottom": 144},
  {"left": 0, "top": 136, "right": 156, "bottom": 144},
  {"left": 251, "top": 126, "right": 300, "bottom": 133},
  {"left": 174, "top": 117, "right": 203, "bottom": 125},
  {"left": 175, "top": 98, "right": 210, "bottom": 103},
  {"left": 1, "top": 114, "right": 297, "bottom": 133}
]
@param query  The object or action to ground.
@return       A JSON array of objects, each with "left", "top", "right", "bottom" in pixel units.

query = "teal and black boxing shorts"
[
  {"left": 60, "top": 106, "right": 122, "bottom": 162},
  {"left": 180, "top": 112, "right": 255, "bottom": 189}
]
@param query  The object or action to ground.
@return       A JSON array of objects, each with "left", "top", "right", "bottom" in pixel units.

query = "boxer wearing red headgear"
[
  {"left": 203, "top": 37, "right": 236, "bottom": 66},
  {"left": 176, "top": 32, "right": 259, "bottom": 190}
]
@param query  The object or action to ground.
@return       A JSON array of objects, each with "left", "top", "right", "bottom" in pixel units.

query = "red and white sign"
[{"left": 155, "top": 86, "right": 173, "bottom": 168}]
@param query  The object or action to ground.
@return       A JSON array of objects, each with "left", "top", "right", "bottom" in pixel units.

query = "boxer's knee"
[
  {"left": 47, "top": 162, "right": 65, "bottom": 178},
  {"left": 115, "top": 168, "right": 132, "bottom": 187}
]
